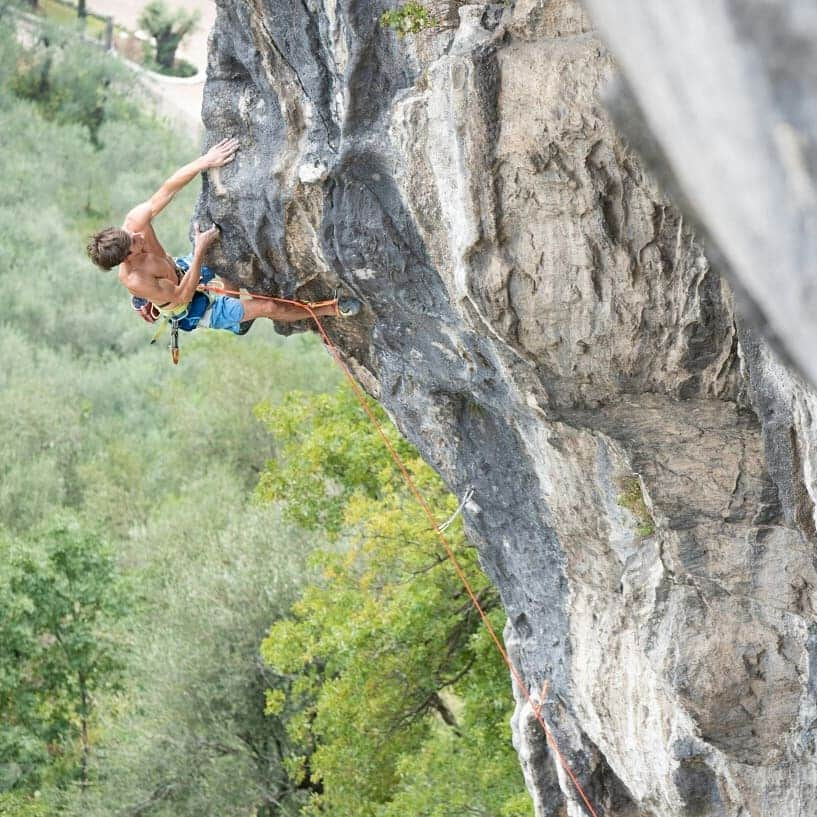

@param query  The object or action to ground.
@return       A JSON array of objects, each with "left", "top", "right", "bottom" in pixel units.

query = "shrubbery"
[
  {"left": 0, "top": 17, "right": 340, "bottom": 815},
  {"left": 380, "top": 2, "right": 438, "bottom": 37},
  {"left": 8, "top": 21, "right": 137, "bottom": 147},
  {"left": 0, "top": 523, "right": 127, "bottom": 794}
]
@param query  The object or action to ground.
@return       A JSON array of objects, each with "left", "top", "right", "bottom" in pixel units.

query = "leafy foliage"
[
  {"left": 255, "top": 389, "right": 415, "bottom": 536},
  {"left": 9, "top": 22, "right": 137, "bottom": 147},
  {"left": 0, "top": 791, "right": 50, "bottom": 817},
  {"left": 258, "top": 388, "right": 532, "bottom": 817},
  {"left": 0, "top": 18, "right": 341, "bottom": 816},
  {"left": 380, "top": 3, "right": 437, "bottom": 37},
  {"left": 617, "top": 476, "right": 655, "bottom": 537},
  {"left": 0, "top": 523, "right": 127, "bottom": 793},
  {"left": 79, "top": 506, "right": 317, "bottom": 817}
]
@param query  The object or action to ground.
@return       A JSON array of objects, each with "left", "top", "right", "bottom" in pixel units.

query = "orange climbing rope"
[{"left": 200, "top": 283, "right": 603, "bottom": 817}]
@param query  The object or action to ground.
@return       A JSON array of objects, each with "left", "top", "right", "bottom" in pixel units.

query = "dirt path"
[{"left": 88, "top": 0, "right": 216, "bottom": 136}]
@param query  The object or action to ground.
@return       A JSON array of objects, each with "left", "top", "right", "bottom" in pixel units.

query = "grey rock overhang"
[
  {"left": 580, "top": 0, "right": 817, "bottom": 389},
  {"left": 199, "top": 1, "right": 817, "bottom": 815}
]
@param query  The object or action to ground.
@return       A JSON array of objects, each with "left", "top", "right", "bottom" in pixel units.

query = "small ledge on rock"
[
  {"left": 352, "top": 267, "right": 379, "bottom": 280},
  {"left": 298, "top": 160, "right": 329, "bottom": 184},
  {"left": 451, "top": 4, "right": 494, "bottom": 53}
]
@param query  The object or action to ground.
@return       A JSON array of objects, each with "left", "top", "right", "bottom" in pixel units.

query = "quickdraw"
[
  {"left": 148, "top": 311, "right": 184, "bottom": 365},
  {"left": 170, "top": 319, "right": 180, "bottom": 365}
]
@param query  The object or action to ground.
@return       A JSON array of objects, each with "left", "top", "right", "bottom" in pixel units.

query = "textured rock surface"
[
  {"left": 199, "top": 2, "right": 817, "bottom": 815},
  {"left": 580, "top": 0, "right": 817, "bottom": 388}
]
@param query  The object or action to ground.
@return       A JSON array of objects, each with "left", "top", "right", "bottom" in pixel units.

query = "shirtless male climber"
[{"left": 86, "top": 138, "right": 360, "bottom": 345}]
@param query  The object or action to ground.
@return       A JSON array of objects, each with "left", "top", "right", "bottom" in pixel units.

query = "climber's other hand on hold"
[{"left": 194, "top": 223, "right": 220, "bottom": 255}]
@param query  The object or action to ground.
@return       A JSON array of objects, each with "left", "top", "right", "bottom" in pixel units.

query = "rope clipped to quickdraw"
[{"left": 437, "top": 486, "right": 474, "bottom": 532}]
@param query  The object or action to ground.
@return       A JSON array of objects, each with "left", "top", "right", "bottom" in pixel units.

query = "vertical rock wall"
[{"left": 200, "top": 2, "right": 817, "bottom": 814}]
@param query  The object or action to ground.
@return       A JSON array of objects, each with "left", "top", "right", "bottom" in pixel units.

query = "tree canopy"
[
  {"left": 0, "top": 18, "right": 338, "bottom": 815},
  {"left": 0, "top": 523, "right": 127, "bottom": 794},
  {"left": 138, "top": 0, "right": 199, "bottom": 72},
  {"left": 258, "top": 388, "right": 532, "bottom": 817}
]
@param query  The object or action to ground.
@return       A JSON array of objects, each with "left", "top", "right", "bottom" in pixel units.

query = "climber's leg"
[
  {"left": 240, "top": 298, "right": 340, "bottom": 323},
  {"left": 239, "top": 296, "right": 362, "bottom": 323}
]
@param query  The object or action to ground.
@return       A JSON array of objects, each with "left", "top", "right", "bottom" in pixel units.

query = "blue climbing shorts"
[{"left": 175, "top": 254, "right": 245, "bottom": 334}]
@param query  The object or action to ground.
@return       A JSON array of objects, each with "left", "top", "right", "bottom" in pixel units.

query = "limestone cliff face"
[{"left": 199, "top": 2, "right": 817, "bottom": 815}]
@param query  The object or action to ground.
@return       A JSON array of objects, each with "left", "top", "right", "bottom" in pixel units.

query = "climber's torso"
[{"left": 118, "top": 221, "right": 183, "bottom": 307}]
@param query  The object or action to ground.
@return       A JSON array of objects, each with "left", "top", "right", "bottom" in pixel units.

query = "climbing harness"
[
  {"left": 143, "top": 285, "right": 346, "bottom": 365},
  {"left": 147, "top": 302, "right": 192, "bottom": 363},
  {"left": 185, "top": 284, "right": 602, "bottom": 817},
  {"left": 141, "top": 260, "right": 216, "bottom": 364}
]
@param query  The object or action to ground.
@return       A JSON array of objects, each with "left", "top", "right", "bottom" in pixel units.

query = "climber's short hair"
[{"left": 87, "top": 227, "right": 132, "bottom": 270}]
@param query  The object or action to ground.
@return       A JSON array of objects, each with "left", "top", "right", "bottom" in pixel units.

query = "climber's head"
[{"left": 87, "top": 227, "right": 133, "bottom": 270}]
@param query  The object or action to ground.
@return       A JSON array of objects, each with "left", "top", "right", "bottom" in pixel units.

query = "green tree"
[
  {"left": 78, "top": 506, "right": 317, "bottom": 817},
  {"left": 257, "top": 387, "right": 532, "bottom": 817},
  {"left": 0, "top": 792, "right": 50, "bottom": 817},
  {"left": 10, "top": 23, "right": 136, "bottom": 147},
  {"left": 255, "top": 388, "right": 413, "bottom": 537},
  {"left": 138, "top": 0, "right": 199, "bottom": 72},
  {"left": 0, "top": 523, "right": 127, "bottom": 794}
]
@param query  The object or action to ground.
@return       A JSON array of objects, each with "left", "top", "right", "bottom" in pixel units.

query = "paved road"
[{"left": 88, "top": 0, "right": 216, "bottom": 136}]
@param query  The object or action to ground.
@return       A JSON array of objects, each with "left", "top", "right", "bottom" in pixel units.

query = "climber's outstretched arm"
[{"left": 123, "top": 138, "right": 239, "bottom": 232}]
